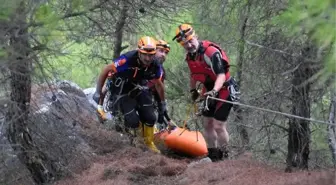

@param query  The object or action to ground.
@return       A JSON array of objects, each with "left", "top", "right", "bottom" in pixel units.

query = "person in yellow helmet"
[
  {"left": 173, "top": 24, "right": 240, "bottom": 161},
  {"left": 93, "top": 36, "right": 167, "bottom": 153}
]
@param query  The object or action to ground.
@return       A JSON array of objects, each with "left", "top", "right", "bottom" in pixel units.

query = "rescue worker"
[
  {"left": 97, "top": 40, "right": 171, "bottom": 124},
  {"left": 147, "top": 39, "right": 172, "bottom": 128},
  {"left": 172, "top": 24, "right": 235, "bottom": 161},
  {"left": 93, "top": 36, "right": 167, "bottom": 153}
]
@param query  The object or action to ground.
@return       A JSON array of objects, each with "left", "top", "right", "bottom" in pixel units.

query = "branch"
[
  {"left": 121, "top": 45, "right": 129, "bottom": 51},
  {"left": 270, "top": 122, "right": 289, "bottom": 132},
  {"left": 245, "top": 40, "right": 314, "bottom": 62},
  {"left": 28, "top": 0, "right": 109, "bottom": 28},
  {"left": 281, "top": 62, "right": 303, "bottom": 75}
]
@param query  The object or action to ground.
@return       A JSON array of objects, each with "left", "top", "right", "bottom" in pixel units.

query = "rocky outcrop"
[{"left": 0, "top": 80, "right": 124, "bottom": 185}]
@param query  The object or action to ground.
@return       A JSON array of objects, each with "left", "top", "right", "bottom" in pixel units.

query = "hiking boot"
[
  {"left": 143, "top": 124, "right": 161, "bottom": 153},
  {"left": 207, "top": 148, "right": 223, "bottom": 162}
]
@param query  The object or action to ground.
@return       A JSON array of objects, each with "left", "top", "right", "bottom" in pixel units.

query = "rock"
[
  {"left": 187, "top": 157, "right": 212, "bottom": 168},
  {"left": 28, "top": 81, "right": 100, "bottom": 175},
  {"left": 0, "top": 80, "right": 102, "bottom": 184},
  {"left": 56, "top": 80, "right": 86, "bottom": 98},
  {"left": 83, "top": 87, "right": 98, "bottom": 108}
]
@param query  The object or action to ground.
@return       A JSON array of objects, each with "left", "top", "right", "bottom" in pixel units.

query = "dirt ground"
[{"left": 55, "top": 144, "right": 335, "bottom": 185}]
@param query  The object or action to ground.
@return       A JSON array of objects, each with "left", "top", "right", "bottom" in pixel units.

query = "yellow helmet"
[
  {"left": 138, "top": 36, "right": 156, "bottom": 54},
  {"left": 156, "top": 39, "right": 170, "bottom": 53},
  {"left": 172, "top": 24, "right": 195, "bottom": 44}
]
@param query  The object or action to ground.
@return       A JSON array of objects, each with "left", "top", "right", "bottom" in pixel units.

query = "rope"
[
  {"left": 183, "top": 103, "right": 197, "bottom": 129},
  {"left": 205, "top": 96, "right": 334, "bottom": 126}
]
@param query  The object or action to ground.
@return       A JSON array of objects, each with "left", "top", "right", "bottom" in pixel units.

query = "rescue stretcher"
[{"left": 154, "top": 103, "right": 208, "bottom": 157}]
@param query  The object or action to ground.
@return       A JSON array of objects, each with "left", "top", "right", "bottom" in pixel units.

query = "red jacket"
[{"left": 186, "top": 40, "right": 230, "bottom": 89}]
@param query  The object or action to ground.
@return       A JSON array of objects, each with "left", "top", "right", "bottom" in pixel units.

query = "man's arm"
[
  {"left": 153, "top": 64, "right": 166, "bottom": 101},
  {"left": 190, "top": 77, "right": 197, "bottom": 90},
  {"left": 213, "top": 74, "right": 226, "bottom": 92},
  {"left": 154, "top": 79, "right": 165, "bottom": 101},
  {"left": 96, "top": 64, "right": 116, "bottom": 96},
  {"left": 206, "top": 47, "right": 229, "bottom": 92}
]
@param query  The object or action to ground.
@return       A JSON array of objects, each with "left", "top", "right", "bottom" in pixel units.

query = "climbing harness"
[{"left": 227, "top": 77, "right": 241, "bottom": 102}]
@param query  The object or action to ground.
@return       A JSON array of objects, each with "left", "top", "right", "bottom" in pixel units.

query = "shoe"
[
  {"left": 143, "top": 124, "right": 161, "bottom": 153},
  {"left": 207, "top": 148, "right": 223, "bottom": 162}
]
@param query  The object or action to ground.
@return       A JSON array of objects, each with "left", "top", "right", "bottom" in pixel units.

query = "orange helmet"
[
  {"left": 138, "top": 36, "right": 156, "bottom": 54},
  {"left": 156, "top": 39, "right": 170, "bottom": 53},
  {"left": 172, "top": 24, "right": 195, "bottom": 44}
]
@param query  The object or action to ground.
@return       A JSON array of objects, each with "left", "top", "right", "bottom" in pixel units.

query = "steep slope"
[{"left": 55, "top": 135, "right": 335, "bottom": 185}]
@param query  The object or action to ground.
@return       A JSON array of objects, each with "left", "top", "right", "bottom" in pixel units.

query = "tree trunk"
[
  {"left": 286, "top": 47, "right": 312, "bottom": 172},
  {"left": 113, "top": 3, "right": 129, "bottom": 59},
  {"left": 234, "top": 0, "right": 251, "bottom": 150},
  {"left": 328, "top": 90, "right": 336, "bottom": 167},
  {"left": 5, "top": 2, "right": 56, "bottom": 184}
]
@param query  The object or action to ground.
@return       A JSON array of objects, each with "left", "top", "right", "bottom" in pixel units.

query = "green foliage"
[
  {"left": 43, "top": 40, "right": 108, "bottom": 88},
  {"left": 35, "top": 4, "right": 56, "bottom": 23},
  {"left": 0, "top": 48, "right": 7, "bottom": 58},
  {"left": 276, "top": 0, "right": 336, "bottom": 81},
  {"left": 0, "top": 0, "right": 19, "bottom": 20},
  {"left": 71, "top": 0, "right": 85, "bottom": 11}
]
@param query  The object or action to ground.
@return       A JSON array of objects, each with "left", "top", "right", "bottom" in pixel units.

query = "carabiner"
[{"left": 114, "top": 77, "right": 122, "bottom": 87}]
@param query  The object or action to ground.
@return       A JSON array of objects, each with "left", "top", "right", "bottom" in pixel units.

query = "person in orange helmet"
[
  {"left": 93, "top": 36, "right": 167, "bottom": 153},
  {"left": 97, "top": 40, "right": 171, "bottom": 121},
  {"left": 147, "top": 39, "right": 171, "bottom": 129},
  {"left": 173, "top": 23, "right": 240, "bottom": 161}
]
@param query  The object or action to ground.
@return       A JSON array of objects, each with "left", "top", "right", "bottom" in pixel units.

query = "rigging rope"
[{"left": 205, "top": 96, "right": 334, "bottom": 126}]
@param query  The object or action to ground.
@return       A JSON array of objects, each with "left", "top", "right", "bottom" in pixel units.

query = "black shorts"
[{"left": 202, "top": 89, "right": 233, "bottom": 121}]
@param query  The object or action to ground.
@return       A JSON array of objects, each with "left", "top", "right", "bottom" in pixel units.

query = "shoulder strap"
[
  {"left": 200, "top": 40, "right": 223, "bottom": 54},
  {"left": 200, "top": 40, "right": 229, "bottom": 64}
]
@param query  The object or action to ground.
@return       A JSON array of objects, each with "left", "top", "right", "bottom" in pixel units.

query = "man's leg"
[
  {"left": 213, "top": 119, "right": 230, "bottom": 157},
  {"left": 203, "top": 116, "right": 217, "bottom": 148},
  {"left": 213, "top": 95, "right": 233, "bottom": 158},
  {"left": 119, "top": 95, "right": 140, "bottom": 138},
  {"left": 137, "top": 91, "right": 160, "bottom": 153},
  {"left": 202, "top": 101, "right": 223, "bottom": 161},
  {"left": 214, "top": 120, "right": 229, "bottom": 148}
]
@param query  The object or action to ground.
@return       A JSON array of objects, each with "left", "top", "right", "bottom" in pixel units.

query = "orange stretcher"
[
  {"left": 154, "top": 103, "right": 208, "bottom": 157},
  {"left": 154, "top": 126, "right": 208, "bottom": 157}
]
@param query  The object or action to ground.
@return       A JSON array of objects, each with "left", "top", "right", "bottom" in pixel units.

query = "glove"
[
  {"left": 157, "top": 101, "right": 167, "bottom": 115},
  {"left": 97, "top": 105, "right": 107, "bottom": 121},
  {"left": 157, "top": 113, "right": 164, "bottom": 124},
  {"left": 93, "top": 91, "right": 101, "bottom": 104},
  {"left": 190, "top": 89, "right": 199, "bottom": 102},
  {"left": 164, "top": 110, "right": 171, "bottom": 122}
]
